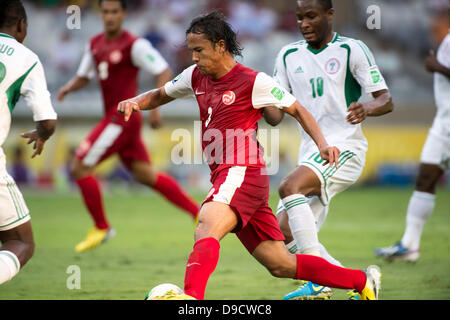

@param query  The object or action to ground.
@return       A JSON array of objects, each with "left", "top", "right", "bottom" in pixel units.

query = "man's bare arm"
[
  {"left": 117, "top": 87, "right": 175, "bottom": 122},
  {"left": 425, "top": 49, "right": 450, "bottom": 78},
  {"left": 346, "top": 89, "right": 394, "bottom": 125},
  {"left": 57, "top": 76, "right": 90, "bottom": 102},
  {"left": 283, "top": 100, "right": 340, "bottom": 167},
  {"left": 148, "top": 68, "right": 173, "bottom": 129},
  {"left": 263, "top": 106, "right": 285, "bottom": 126}
]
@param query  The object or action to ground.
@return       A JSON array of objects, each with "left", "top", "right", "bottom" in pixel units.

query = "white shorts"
[
  {"left": 299, "top": 149, "right": 365, "bottom": 205},
  {"left": 420, "top": 122, "right": 450, "bottom": 170},
  {"left": 0, "top": 172, "right": 30, "bottom": 231},
  {"left": 276, "top": 148, "right": 365, "bottom": 229}
]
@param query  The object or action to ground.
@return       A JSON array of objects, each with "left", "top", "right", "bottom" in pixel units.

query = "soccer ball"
[{"left": 145, "top": 283, "right": 183, "bottom": 300}]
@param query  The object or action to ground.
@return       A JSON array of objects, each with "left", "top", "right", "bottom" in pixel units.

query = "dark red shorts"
[
  {"left": 203, "top": 166, "right": 285, "bottom": 253},
  {"left": 75, "top": 116, "right": 150, "bottom": 169}
]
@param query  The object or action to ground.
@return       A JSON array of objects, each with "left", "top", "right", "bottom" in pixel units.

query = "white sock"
[
  {"left": 286, "top": 239, "right": 343, "bottom": 267},
  {"left": 286, "top": 240, "right": 298, "bottom": 254},
  {"left": 401, "top": 191, "right": 435, "bottom": 251},
  {"left": 318, "top": 243, "right": 343, "bottom": 267},
  {"left": 282, "top": 194, "right": 320, "bottom": 256},
  {"left": 0, "top": 250, "right": 21, "bottom": 284}
]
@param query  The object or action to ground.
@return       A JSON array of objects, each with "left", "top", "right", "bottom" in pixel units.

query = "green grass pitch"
[{"left": 0, "top": 186, "right": 449, "bottom": 300}]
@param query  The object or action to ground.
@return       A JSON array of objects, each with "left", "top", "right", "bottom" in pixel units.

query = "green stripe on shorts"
[{"left": 3, "top": 174, "right": 27, "bottom": 219}]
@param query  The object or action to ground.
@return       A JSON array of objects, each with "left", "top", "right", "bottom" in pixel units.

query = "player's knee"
[
  {"left": 278, "top": 179, "right": 297, "bottom": 198},
  {"left": 22, "top": 240, "right": 35, "bottom": 266},
  {"left": 277, "top": 212, "right": 293, "bottom": 242},
  {"left": 69, "top": 160, "right": 90, "bottom": 180},
  {"left": 415, "top": 174, "right": 437, "bottom": 193},
  {"left": 131, "top": 164, "right": 157, "bottom": 186}
]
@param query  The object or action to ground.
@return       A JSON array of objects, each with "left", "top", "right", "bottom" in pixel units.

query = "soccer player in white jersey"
[
  {"left": 0, "top": 0, "right": 57, "bottom": 285},
  {"left": 264, "top": 0, "right": 394, "bottom": 299},
  {"left": 374, "top": 9, "right": 450, "bottom": 263}
]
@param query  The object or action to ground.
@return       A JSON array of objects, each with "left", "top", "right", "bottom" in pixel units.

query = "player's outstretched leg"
[
  {"left": 130, "top": 161, "right": 199, "bottom": 220},
  {"left": 151, "top": 172, "right": 199, "bottom": 219},
  {"left": 0, "top": 222, "right": 34, "bottom": 285},
  {"left": 252, "top": 240, "right": 381, "bottom": 300}
]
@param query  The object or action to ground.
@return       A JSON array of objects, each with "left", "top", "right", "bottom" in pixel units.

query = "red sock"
[
  {"left": 296, "top": 254, "right": 367, "bottom": 292},
  {"left": 75, "top": 176, "right": 109, "bottom": 230},
  {"left": 184, "top": 237, "right": 220, "bottom": 300},
  {"left": 152, "top": 172, "right": 199, "bottom": 219}
]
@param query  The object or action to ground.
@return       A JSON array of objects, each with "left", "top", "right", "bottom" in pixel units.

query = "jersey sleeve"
[
  {"left": 252, "top": 72, "right": 297, "bottom": 109},
  {"left": 21, "top": 58, "right": 57, "bottom": 121},
  {"left": 76, "top": 44, "right": 96, "bottom": 79},
  {"left": 349, "top": 40, "right": 388, "bottom": 93},
  {"left": 273, "top": 47, "right": 292, "bottom": 92},
  {"left": 131, "top": 38, "right": 169, "bottom": 75},
  {"left": 164, "top": 65, "right": 195, "bottom": 99}
]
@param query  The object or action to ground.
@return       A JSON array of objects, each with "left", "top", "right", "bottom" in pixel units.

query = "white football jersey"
[
  {"left": 274, "top": 33, "right": 388, "bottom": 160},
  {"left": 433, "top": 31, "right": 450, "bottom": 135},
  {"left": 0, "top": 33, "right": 57, "bottom": 171}
]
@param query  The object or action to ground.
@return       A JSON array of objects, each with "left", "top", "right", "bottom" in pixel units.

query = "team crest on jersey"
[
  {"left": 109, "top": 50, "right": 122, "bottom": 64},
  {"left": 222, "top": 91, "right": 236, "bottom": 105},
  {"left": 325, "top": 58, "right": 340, "bottom": 74}
]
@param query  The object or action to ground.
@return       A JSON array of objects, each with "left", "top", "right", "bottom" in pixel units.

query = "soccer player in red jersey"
[
  {"left": 57, "top": 0, "right": 199, "bottom": 253},
  {"left": 118, "top": 12, "right": 381, "bottom": 300}
]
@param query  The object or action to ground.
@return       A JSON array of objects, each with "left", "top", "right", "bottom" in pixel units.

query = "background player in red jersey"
[
  {"left": 57, "top": 0, "right": 199, "bottom": 253},
  {"left": 118, "top": 12, "right": 382, "bottom": 300}
]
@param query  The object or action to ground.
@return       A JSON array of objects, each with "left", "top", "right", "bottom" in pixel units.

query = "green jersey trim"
[
  {"left": 340, "top": 44, "right": 362, "bottom": 108},
  {"left": 306, "top": 44, "right": 328, "bottom": 55},
  {"left": 6, "top": 61, "right": 37, "bottom": 114},
  {"left": 306, "top": 33, "right": 339, "bottom": 55},
  {"left": 283, "top": 48, "right": 298, "bottom": 69},
  {"left": 0, "top": 33, "right": 15, "bottom": 40},
  {"left": 355, "top": 40, "right": 374, "bottom": 66}
]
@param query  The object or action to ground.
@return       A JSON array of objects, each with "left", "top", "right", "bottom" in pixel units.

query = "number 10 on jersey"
[{"left": 309, "top": 77, "right": 324, "bottom": 98}]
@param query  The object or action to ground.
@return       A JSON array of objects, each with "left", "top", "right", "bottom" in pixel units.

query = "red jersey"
[
  {"left": 165, "top": 63, "right": 297, "bottom": 177},
  {"left": 89, "top": 31, "right": 139, "bottom": 120}
]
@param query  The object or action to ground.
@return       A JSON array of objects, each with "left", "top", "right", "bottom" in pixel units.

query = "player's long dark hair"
[{"left": 186, "top": 11, "right": 243, "bottom": 57}]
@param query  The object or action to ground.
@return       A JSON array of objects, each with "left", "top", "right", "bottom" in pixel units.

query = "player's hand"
[
  {"left": 21, "top": 130, "right": 45, "bottom": 159},
  {"left": 57, "top": 86, "right": 69, "bottom": 102},
  {"left": 149, "top": 109, "right": 163, "bottom": 129},
  {"left": 117, "top": 99, "right": 140, "bottom": 122},
  {"left": 319, "top": 145, "right": 340, "bottom": 168},
  {"left": 424, "top": 50, "right": 441, "bottom": 73},
  {"left": 346, "top": 102, "right": 368, "bottom": 125}
]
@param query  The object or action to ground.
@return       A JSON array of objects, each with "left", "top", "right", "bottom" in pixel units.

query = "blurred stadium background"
[
  {"left": 4, "top": 0, "right": 449, "bottom": 192},
  {"left": 2, "top": 0, "right": 450, "bottom": 301}
]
